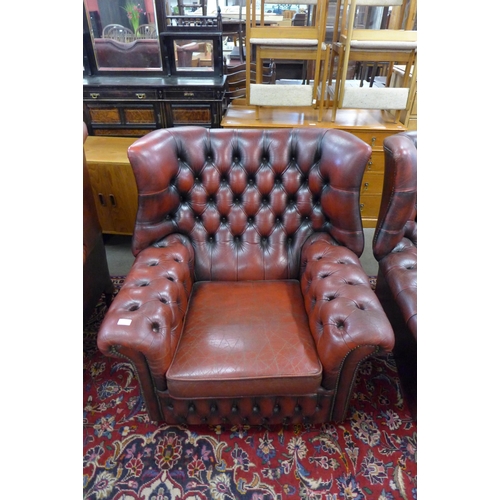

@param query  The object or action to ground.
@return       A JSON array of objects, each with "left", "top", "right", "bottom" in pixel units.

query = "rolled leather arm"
[
  {"left": 300, "top": 233, "right": 395, "bottom": 390},
  {"left": 378, "top": 238, "right": 417, "bottom": 339},
  {"left": 97, "top": 234, "right": 195, "bottom": 393}
]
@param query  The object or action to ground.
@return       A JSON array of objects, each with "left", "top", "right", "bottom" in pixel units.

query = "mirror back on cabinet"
[{"left": 84, "top": 0, "right": 163, "bottom": 72}]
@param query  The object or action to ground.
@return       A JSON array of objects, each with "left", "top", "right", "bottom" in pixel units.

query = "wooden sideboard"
[
  {"left": 83, "top": 75, "right": 227, "bottom": 137},
  {"left": 220, "top": 105, "right": 407, "bottom": 227},
  {"left": 84, "top": 136, "right": 138, "bottom": 235}
]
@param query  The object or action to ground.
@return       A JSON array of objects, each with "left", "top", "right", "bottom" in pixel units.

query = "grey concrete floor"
[{"left": 104, "top": 228, "right": 379, "bottom": 277}]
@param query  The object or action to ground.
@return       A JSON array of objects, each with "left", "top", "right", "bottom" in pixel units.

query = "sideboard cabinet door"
[
  {"left": 83, "top": 87, "right": 162, "bottom": 137},
  {"left": 84, "top": 137, "right": 138, "bottom": 235}
]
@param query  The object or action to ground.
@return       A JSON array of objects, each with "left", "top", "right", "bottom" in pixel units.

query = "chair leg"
[
  {"left": 331, "top": 47, "right": 345, "bottom": 122},
  {"left": 317, "top": 45, "right": 330, "bottom": 121}
]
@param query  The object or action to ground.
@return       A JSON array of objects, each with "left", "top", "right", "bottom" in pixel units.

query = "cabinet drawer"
[
  {"left": 84, "top": 88, "right": 158, "bottom": 100},
  {"left": 353, "top": 130, "right": 401, "bottom": 150},
  {"left": 360, "top": 171, "right": 383, "bottom": 195},
  {"left": 359, "top": 194, "right": 382, "bottom": 219},
  {"left": 163, "top": 89, "right": 220, "bottom": 101},
  {"left": 365, "top": 150, "right": 384, "bottom": 174}
]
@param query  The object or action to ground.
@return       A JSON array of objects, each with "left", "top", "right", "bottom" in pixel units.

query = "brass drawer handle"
[
  {"left": 367, "top": 160, "right": 373, "bottom": 170},
  {"left": 90, "top": 93, "right": 100, "bottom": 99},
  {"left": 371, "top": 137, "right": 377, "bottom": 145},
  {"left": 363, "top": 182, "right": 369, "bottom": 191},
  {"left": 136, "top": 93, "right": 146, "bottom": 99},
  {"left": 184, "top": 92, "right": 195, "bottom": 97},
  {"left": 360, "top": 203, "right": 364, "bottom": 211}
]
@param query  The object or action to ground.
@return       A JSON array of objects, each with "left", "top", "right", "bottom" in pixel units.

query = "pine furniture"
[
  {"left": 83, "top": 124, "right": 114, "bottom": 323},
  {"left": 83, "top": 136, "right": 138, "bottom": 236}
]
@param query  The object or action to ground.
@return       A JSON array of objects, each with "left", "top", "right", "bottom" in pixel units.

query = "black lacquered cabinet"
[
  {"left": 161, "top": 76, "right": 226, "bottom": 128},
  {"left": 83, "top": 1, "right": 227, "bottom": 136},
  {"left": 83, "top": 76, "right": 227, "bottom": 136}
]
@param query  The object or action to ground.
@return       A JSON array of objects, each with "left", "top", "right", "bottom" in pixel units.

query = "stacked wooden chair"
[
  {"left": 245, "top": 0, "right": 331, "bottom": 120},
  {"left": 328, "top": 0, "right": 417, "bottom": 122},
  {"left": 224, "top": 60, "right": 276, "bottom": 105}
]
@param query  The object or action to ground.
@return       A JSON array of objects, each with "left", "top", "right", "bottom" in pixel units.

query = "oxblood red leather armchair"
[
  {"left": 97, "top": 126, "right": 395, "bottom": 425},
  {"left": 372, "top": 131, "right": 417, "bottom": 419},
  {"left": 83, "top": 123, "right": 114, "bottom": 324}
]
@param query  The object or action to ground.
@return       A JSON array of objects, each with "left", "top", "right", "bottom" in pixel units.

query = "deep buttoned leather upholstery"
[
  {"left": 373, "top": 130, "right": 417, "bottom": 419},
  {"left": 83, "top": 123, "right": 114, "bottom": 324},
  {"left": 97, "top": 126, "right": 395, "bottom": 425}
]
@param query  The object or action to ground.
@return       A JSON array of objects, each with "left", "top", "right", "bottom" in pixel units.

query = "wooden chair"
[
  {"left": 102, "top": 24, "right": 136, "bottom": 43},
  {"left": 224, "top": 60, "right": 276, "bottom": 105},
  {"left": 176, "top": 0, "right": 207, "bottom": 16},
  {"left": 328, "top": 0, "right": 417, "bottom": 122},
  {"left": 136, "top": 23, "right": 157, "bottom": 38},
  {"left": 245, "top": 0, "right": 330, "bottom": 119}
]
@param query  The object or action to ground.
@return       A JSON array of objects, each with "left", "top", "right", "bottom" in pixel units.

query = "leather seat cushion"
[{"left": 167, "top": 280, "right": 323, "bottom": 398}]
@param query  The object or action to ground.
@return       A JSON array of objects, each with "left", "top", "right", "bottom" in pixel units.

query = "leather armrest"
[
  {"left": 300, "top": 233, "right": 395, "bottom": 390},
  {"left": 97, "top": 234, "right": 195, "bottom": 391},
  {"left": 378, "top": 242, "right": 417, "bottom": 339}
]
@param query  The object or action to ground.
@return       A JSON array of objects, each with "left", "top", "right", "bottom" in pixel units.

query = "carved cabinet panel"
[{"left": 84, "top": 76, "right": 227, "bottom": 137}]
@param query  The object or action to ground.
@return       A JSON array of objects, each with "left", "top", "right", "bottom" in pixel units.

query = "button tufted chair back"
[
  {"left": 373, "top": 130, "right": 417, "bottom": 263},
  {"left": 372, "top": 130, "right": 417, "bottom": 419},
  {"left": 97, "top": 126, "right": 396, "bottom": 426},
  {"left": 130, "top": 127, "right": 367, "bottom": 281}
]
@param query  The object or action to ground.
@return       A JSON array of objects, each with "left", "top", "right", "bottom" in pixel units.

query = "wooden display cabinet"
[
  {"left": 83, "top": 80, "right": 163, "bottom": 136},
  {"left": 84, "top": 136, "right": 138, "bottom": 235},
  {"left": 83, "top": 1, "right": 227, "bottom": 136},
  {"left": 83, "top": 75, "right": 227, "bottom": 136}
]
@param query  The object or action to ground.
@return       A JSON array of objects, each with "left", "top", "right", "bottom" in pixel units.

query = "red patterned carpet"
[{"left": 84, "top": 278, "right": 416, "bottom": 500}]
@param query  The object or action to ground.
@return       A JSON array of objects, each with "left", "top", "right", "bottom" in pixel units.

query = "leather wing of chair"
[
  {"left": 83, "top": 122, "right": 114, "bottom": 324},
  {"left": 372, "top": 130, "right": 417, "bottom": 419},
  {"left": 97, "top": 126, "right": 395, "bottom": 425}
]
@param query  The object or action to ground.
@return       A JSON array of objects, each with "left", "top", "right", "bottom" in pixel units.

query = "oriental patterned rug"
[{"left": 84, "top": 278, "right": 417, "bottom": 500}]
